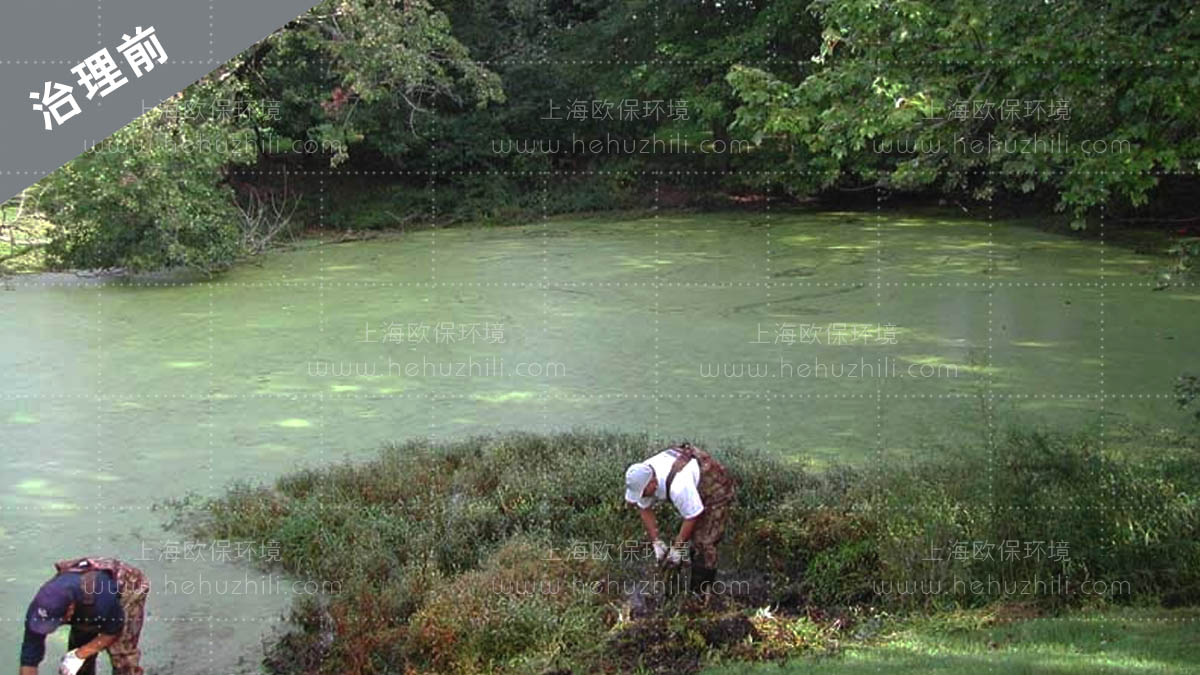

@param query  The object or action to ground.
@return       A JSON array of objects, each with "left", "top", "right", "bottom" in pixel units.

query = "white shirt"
[{"left": 633, "top": 450, "right": 704, "bottom": 519}]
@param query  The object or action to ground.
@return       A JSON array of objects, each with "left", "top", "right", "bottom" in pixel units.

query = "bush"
[
  {"left": 39, "top": 97, "right": 257, "bottom": 273},
  {"left": 805, "top": 539, "right": 879, "bottom": 606},
  {"left": 857, "top": 429, "right": 1200, "bottom": 610},
  {"left": 183, "top": 427, "right": 1200, "bottom": 673},
  {"left": 405, "top": 537, "right": 608, "bottom": 674}
]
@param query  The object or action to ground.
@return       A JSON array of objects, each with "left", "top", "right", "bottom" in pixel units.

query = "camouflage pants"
[
  {"left": 690, "top": 501, "right": 731, "bottom": 568},
  {"left": 69, "top": 578, "right": 147, "bottom": 675}
]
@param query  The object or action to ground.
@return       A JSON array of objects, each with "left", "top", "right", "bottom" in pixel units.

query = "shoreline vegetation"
[
  {"left": 1, "top": 203, "right": 1185, "bottom": 281},
  {"left": 6, "top": 0, "right": 1197, "bottom": 278},
  {"left": 174, "top": 425, "right": 1200, "bottom": 674}
]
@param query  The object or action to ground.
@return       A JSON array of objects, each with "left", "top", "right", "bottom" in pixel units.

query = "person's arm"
[
  {"left": 674, "top": 516, "right": 698, "bottom": 549},
  {"left": 671, "top": 477, "right": 704, "bottom": 553},
  {"left": 19, "top": 624, "right": 47, "bottom": 674},
  {"left": 73, "top": 633, "right": 119, "bottom": 660},
  {"left": 75, "top": 585, "right": 125, "bottom": 660}
]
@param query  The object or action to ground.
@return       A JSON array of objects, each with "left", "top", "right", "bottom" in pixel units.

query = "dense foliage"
[
  {"left": 8, "top": 0, "right": 1196, "bottom": 272},
  {"left": 182, "top": 428, "right": 1200, "bottom": 674},
  {"left": 38, "top": 99, "right": 255, "bottom": 272},
  {"left": 727, "top": 0, "right": 1200, "bottom": 227}
]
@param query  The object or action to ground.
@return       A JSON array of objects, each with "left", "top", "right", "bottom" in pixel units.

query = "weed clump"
[{"left": 182, "top": 428, "right": 1200, "bottom": 674}]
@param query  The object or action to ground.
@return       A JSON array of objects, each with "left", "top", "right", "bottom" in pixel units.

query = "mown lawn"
[{"left": 705, "top": 608, "right": 1200, "bottom": 674}]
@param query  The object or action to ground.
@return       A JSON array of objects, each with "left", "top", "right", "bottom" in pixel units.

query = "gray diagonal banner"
[{"left": 0, "top": 0, "right": 323, "bottom": 203}]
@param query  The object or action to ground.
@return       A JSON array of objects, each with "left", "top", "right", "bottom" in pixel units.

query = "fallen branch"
[{"left": 233, "top": 170, "right": 302, "bottom": 255}]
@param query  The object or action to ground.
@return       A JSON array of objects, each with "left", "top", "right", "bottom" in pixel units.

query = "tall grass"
[{"left": 182, "top": 427, "right": 1200, "bottom": 674}]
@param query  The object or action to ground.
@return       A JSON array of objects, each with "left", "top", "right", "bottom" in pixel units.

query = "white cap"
[{"left": 624, "top": 462, "right": 655, "bottom": 506}]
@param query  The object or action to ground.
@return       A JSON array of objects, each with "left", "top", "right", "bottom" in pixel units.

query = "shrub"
[
  {"left": 405, "top": 537, "right": 608, "bottom": 674},
  {"left": 39, "top": 97, "right": 256, "bottom": 273},
  {"left": 805, "top": 539, "right": 879, "bottom": 606},
  {"left": 182, "top": 427, "right": 1200, "bottom": 673}
]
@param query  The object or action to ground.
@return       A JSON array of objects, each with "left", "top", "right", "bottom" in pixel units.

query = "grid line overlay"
[
  {"left": 653, "top": 175, "right": 661, "bottom": 440},
  {"left": 8, "top": 59, "right": 1192, "bottom": 67},
  {"left": 1100, "top": 203, "right": 1107, "bottom": 496},
  {"left": 987, "top": 195, "right": 995, "bottom": 508},
  {"left": 874, "top": 185, "right": 884, "bottom": 506},
  {"left": 764, "top": 187, "right": 772, "bottom": 454},
  {"left": 5, "top": 279, "right": 1195, "bottom": 289},
  {"left": 207, "top": 209, "right": 217, "bottom": 668},
  {"left": 319, "top": 176, "right": 326, "bottom": 483},
  {"left": 2, "top": 49, "right": 1193, "bottom": 663},
  {"left": 0, "top": 392, "right": 1178, "bottom": 402},
  {"left": 427, "top": 152, "right": 437, "bottom": 440},
  {"left": 95, "top": 284, "right": 103, "bottom": 549},
  {"left": 542, "top": 173, "right": 550, "bottom": 435},
  {"left": 4, "top": 168, "right": 1200, "bottom": 178}
]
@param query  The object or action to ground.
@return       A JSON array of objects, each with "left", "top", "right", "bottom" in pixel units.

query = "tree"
[
  {"left": 38, "top": 84, "right": 257, "bottom": 273},
  {"left": 36, "top": 0, "right": 505, "bottom": 272},
  {"left": 229, "top": 0, "right": 505, "bottom": 165},
  {"left": 727, "top": 0, "right": 1200, "bottom": 225},
  {"left": 0, "top": 188, "right": 46, "bottom": 273}
]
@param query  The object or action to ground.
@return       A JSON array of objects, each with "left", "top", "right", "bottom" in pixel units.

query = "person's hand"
[
  {"left": 59, "top": 649, "right": 86, "bottom": 675},
  {"left": 665, "top": 546, "right": 683, "bottom": 567},
  {"left": 652, "top": 539, "right": 668, "bottom": 562}
]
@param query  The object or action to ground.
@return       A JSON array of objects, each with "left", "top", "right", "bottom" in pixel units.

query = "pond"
[{"left": 1, "top": 208, "right": 1196, "bottom": 672}]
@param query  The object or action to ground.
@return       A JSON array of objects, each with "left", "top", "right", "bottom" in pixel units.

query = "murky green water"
[{"left": 2, "top": 209, "right": 1196, "bottom": 671}]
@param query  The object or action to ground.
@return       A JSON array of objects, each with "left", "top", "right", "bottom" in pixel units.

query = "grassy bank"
[
  {"left": 178, "top": 428, "right": 1200, "bottom": 674},
  {"left": 705, "top": 607, "right": 1200, "bottom": 675}
]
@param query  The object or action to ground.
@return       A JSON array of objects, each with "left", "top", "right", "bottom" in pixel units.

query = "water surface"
[{"left": 2, "top": 209, "right": 1195, "bottom": 672}]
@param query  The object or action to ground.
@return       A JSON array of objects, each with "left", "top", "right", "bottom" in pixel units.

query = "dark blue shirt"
[{"left": 20, "top": 572, "right": 124, "bottom": 667}]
